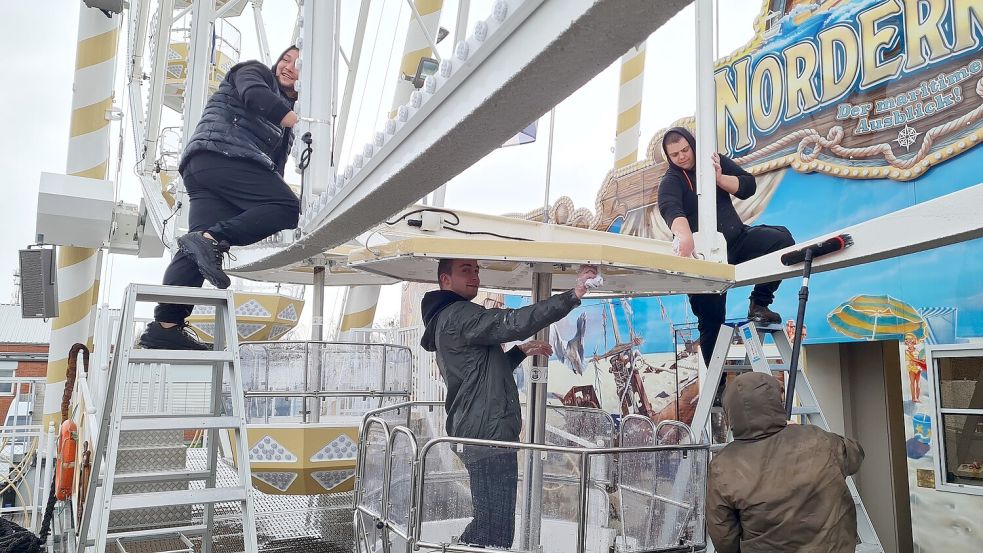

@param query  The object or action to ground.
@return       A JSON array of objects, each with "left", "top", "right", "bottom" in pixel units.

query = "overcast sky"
[{"left": 0, "top": 0, "right": 760, "bottom": 325}]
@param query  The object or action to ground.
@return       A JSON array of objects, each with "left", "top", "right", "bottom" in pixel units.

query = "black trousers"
[
  {"left": 459, "top": 448, "right": 519, "bottom": 548},
  {"left": 690, "top": 225, "right": 795, "bottom": 365},
  {"left": 155, "top": 152, "right": 300, "bottom": 324}
]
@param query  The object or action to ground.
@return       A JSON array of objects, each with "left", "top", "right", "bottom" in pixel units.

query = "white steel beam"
[
  {"left": 694, "top": 0, "right": 722, "bottom": 261},
  {"left": 232, "top": 0, "right": 694, "bottom": 274},
  {"left": 334, "top": 0, "right": 372, "bottom": 164},
  {"left": 735, "top": 184, "right": 983, "bottom": 286},
  {"left": 295, "top": 0, "right": 338, "bottom": 200},
  {"left": 251, "top": 0, "right": 272, "bottom": 66}
]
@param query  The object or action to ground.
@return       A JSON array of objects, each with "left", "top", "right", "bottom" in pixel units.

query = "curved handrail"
[{"left": 654, "top": 420, "right": 697, "bottom": 445}]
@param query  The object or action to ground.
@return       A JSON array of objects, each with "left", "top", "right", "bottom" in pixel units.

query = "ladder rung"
[
  {"left": 724, "top": 363, "right": 789, "bottom": 372},
  {"left": 111, "top": 486, "right": 248, "bottom": 510},
  {"left": 120, "top": 416, "right": 241, "bottom": 431},
  {"left": 791, "top": 406, "right": 820, "bottom": 415},
  {"left": 132, "top": 284, "right": 232, "bottom": 305},
  {"left": 108, "top": 470, "right": 213, "bottom": 486},
  {"left": 127, "top": 349, "right": 234, "bottom": 364},
  {"left": 87, "top": 524, "right": 208, "bottom": 545}
]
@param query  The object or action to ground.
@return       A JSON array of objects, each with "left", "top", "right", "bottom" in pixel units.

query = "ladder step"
[
  {"left": 132, "top": 284, "right": 232, "bottom": 305},
  {"left": 111, "top": 486, "right": 248, "bottom": 510},
  {"left": 127, "top": 349, "right": 235, "bottom": 364},
  {"left": 791, "top": 406, "right": 820, "bottom": 415},
  {"left": 723, "top": 363, "right": 789, "bottom": 372},
  {"left": 119, "top": 415, "right": 241, "bottom": 432},
  {"left": 106, "top": 470, "right": 213, "bottom": 486},
  {"left": 89, "top": 524, "right": 207, "bottom": 545}
]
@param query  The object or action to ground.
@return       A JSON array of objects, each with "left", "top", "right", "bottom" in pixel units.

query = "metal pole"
[
  {"left": 694, "top": 0, "right": 721, "bottom": 261},
  {"left": 542, "top": 107, "right": 556, "bottom": 223},
  {"left": 311, "top": 266, "right": 325, "bottom": 423},
  {"left": 784, "top": 249, "right": 813, "bottom": 418},
  {"left": 520, "top": 271, "right": 552, "bottom": 550}
]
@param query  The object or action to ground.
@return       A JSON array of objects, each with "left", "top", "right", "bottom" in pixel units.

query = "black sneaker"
[
  {"left": 747, "top": 302, "right": 782, "bottom": 324},
  {"left": 177, "top": 232, "right": 231, "bottom": 289},
  {"left": 138, "top": 321, "right": 211, "bottom": 350}
]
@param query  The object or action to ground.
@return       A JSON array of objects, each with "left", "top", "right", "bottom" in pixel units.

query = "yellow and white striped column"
[
  {"left": 43, "top": 4, "right": 118, "bottom": 426},
  {"left": 614, "top": 42, "right": 646, "bottom": 170},
  {"left": 391, "top": 0, "right": 444, "bottom": 111},
  {"left": 338, "top": 286, "right": 381, "bottom": 339}
]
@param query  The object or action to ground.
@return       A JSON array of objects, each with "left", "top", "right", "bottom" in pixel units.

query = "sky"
[{"left": 0, "top": 0, "right": 763, "bottom": 327}]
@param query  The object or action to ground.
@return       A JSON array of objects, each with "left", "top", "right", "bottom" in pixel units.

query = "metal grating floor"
[{"left": 104, "top": 449, "right": 354, "bottom": 553}]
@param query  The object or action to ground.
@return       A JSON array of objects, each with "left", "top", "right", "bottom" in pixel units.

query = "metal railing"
[
  {"left": 239, "top": 341, "right": 413, "bottom": 424},
  {"left": 354, "top": 401, "right": 708, "bottom": 553}
]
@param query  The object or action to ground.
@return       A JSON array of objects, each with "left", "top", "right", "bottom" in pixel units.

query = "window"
[
  {"left": 0, "top": 361, "right": 15, "bottom": 395},
  {"left": 929, "top": 345, "right": 983, "bottom": 495}
]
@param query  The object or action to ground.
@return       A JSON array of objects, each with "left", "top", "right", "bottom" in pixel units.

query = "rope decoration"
[{"left": 736, "top": 76, "right": 983, "bottom": 172}]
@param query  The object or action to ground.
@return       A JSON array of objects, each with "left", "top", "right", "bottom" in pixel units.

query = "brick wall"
[{"left": 0, "top": 343, "right": 48, "bottom": 423}]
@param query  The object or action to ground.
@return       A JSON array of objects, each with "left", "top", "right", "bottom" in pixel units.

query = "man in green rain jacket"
[{"left": 707, "top": 372, "right": 865, "bottom": 552}]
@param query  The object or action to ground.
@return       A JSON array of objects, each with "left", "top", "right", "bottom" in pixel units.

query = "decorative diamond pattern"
[
  {"left": 189, "top": 322, "right": 215, "bottom": 338},
  {"left": 269, "top": 324, "right": 293, "bottom": 339},
  {"left": 277, "top": 303, "right": 299, "bottom": 322},
  {"left": 236, "top": 299, "right": 271, "bottom": 317},
  {"left": 191, "top": 305, "right": 215, "bottom": 315},
  {"left": 312, "top": 469, "right": 355, "bottom": 492},
  {"left": 237, "top": 323, "right": 266, "bottom": 339},
  {"left": 310, "top": 434, "right": 357, "bottom": 462},
  {"left": 248, "top": 435, "right": 297, "bottom": 463},
  {"left": 253, "top": 471, "right": 298, "bottom": 492}
]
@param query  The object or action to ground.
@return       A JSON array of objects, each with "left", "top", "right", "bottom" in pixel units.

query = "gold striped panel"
[
  {"left": 76, "top": 28, "right": 118, "bottom": 69},
  {"left": 58, "top": 246, "right": 98, "bottom": 269},
  {"left": 52, "top": 282, "right": 100, "bottom": 330},
  {"left": 70, "top": 97, "right": 113, "bottom": 138},
  {"left": 340, "top": 306, "right": 377, "bottom": 331},
  {"left": 616, "top": 103, "right": 642, "bottom": 135},
  {"left": 615, "top": 151, "right": 638, "bottom": 170},
  {"left": 619, "top": 51, "right": 646, "bottom": 85}
]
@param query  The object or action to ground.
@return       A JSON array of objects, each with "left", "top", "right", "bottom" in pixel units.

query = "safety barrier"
[{"left": 354, "top": 401, "right": 708, "bottom": 553}]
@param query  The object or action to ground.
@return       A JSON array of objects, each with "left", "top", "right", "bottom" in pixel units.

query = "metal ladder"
[
  {"left": 691, "top": 321, "right": 883, "bottom": 553},
  {"left": 77, "top": 284, "right": 258, "bottom": 553}
]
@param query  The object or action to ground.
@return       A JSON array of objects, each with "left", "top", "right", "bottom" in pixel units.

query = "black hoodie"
[{"left": 656, "top": 127, "right": 756, "bottom": 246}]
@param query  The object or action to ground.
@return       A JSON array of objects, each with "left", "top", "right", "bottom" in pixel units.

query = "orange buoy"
[{"left": 55, "top": 420, "right": 78, "bottom": 501}]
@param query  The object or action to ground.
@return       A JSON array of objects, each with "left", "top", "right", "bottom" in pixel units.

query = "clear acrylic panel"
[
  {"left": 615, "top": 448, "right": 708, "bottom": 552},
  {"left": 358, "top": 421, "right": 389, "bottom": 517},
  {"left": 387, "top": 430, "right": 417, "bottom": 536}
]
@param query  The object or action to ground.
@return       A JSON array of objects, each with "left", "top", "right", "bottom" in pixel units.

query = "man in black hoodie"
[
  {"left": 420, "top": 259, "right": 597, "bottom": 547},
  {"left": 657, "top": 127, "right": 794, "bottom": 367},
  {"left": 139, "top": 46, "right": 303, "bottom": 350}
]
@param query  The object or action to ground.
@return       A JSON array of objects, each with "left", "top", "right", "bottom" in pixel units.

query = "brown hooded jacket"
[{"left": 706, "top": 372, "right": 864, "bottom": 553}]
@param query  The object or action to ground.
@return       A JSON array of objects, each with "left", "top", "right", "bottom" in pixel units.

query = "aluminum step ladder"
[
  {"left": 77, "top": 284, "right": 258, "bottom": 553},
  {"left": 691, "top": 321, "right": 883, "bottom": 553}
]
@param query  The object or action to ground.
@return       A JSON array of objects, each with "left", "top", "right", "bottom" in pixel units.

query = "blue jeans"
[{"left": 459, "top": 448, "right": 519, "bottom": 548}]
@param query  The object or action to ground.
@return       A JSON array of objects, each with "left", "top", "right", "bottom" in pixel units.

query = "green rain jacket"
[{"left": 706, "top": 372, "right": 865, "bottom": 553}]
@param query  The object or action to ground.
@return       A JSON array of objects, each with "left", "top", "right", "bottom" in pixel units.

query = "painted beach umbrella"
[{"left": 827, "top": 294, "right": 926, "bottom": 341}]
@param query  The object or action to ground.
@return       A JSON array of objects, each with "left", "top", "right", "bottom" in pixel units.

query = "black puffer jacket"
[{"left": 180, "top": 58, "right": 295, "bottom": 175}]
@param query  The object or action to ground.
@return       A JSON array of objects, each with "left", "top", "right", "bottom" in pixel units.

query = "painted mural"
[{"left": 506, "top": 1, "right": 983, "bottom": 550}]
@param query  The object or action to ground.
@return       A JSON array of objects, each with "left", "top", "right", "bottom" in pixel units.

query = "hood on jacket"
[
  {"left": 722, "top": 372, "right": 788, "bottom": 441},
  {"left": 420, "top": 290, "right": 468, "bottom": 352},
  {"left": 661, "top": 126, "right": 697, "bottom": 173},
  {"left": 271, "top": 45, "right": 299, "bottom": 97}
]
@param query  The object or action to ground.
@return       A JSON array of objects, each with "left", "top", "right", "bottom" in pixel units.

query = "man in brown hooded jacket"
[{"left": 706, "top": 372, "right": 864, "bottom": 552}]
